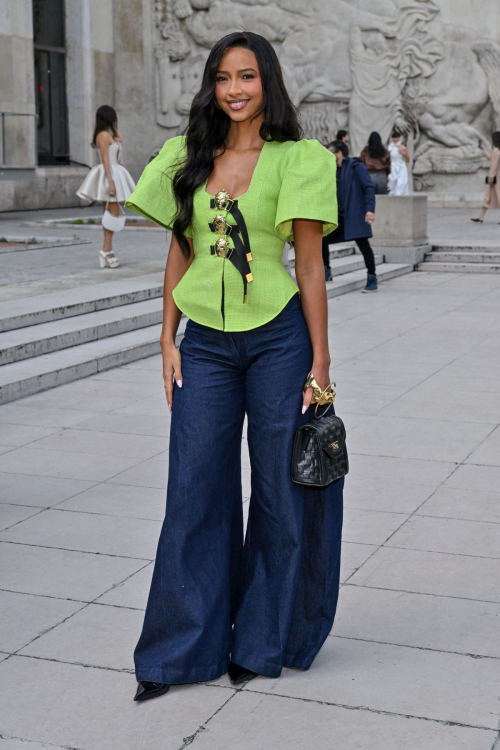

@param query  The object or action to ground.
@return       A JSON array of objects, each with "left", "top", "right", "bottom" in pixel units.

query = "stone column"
[
  {"left": 65, "top": 0, "right": 95, "bottom": 168},
  {"left": 0, "top": 0, "right": 36, "bottom": 168}
]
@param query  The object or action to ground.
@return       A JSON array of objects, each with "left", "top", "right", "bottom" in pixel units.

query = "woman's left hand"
[{"left": 302, "top": 361, "right": 332, "bottom": 414}]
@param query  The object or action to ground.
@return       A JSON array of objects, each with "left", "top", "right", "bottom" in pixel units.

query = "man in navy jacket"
[{"left": 323, "top": 141, "right": 378, "bottom": 292}]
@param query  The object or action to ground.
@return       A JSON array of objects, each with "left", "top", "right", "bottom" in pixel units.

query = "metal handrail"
[{"left": 1, "top": 112, "right": 38, "bottom": 169}]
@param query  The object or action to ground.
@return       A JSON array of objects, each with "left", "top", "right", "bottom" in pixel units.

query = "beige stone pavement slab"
[
  {"left": 0, "top": 446, "right": 145, "bottom": 482},
  {"left": 0, "top": 590, "right": 84, "bottom": 652},
  {"left": 113, "top": 391, "right": 171, "bottom": 417},
  {"left": 348, "top": 453, "right": 456, "bottom": 487},
  {"left": 334, "top": 586, "right": 500, "bottom": 658},
  {"left": 0, "top": 423, "right": 59, "bottom": 447},
  {"left": 379, "top": 397, "right": 500, "bottom": 424},
  {"left": 96, "top": 563, "right": 153, "bottom": 610},
  {"left": 349, "top": 546, "right": 500, "bottom": 603},
  {"left": 187, "top": 690, "right": 495, "bottom": 750},
  {"left": 0, "top": 656, "right": 233, "bottom": 750},
  {"left": 0, "top": 472, "right": 96, "bottom": 507},
  {"left": 0, "top": 541, "right": 145, "bottom": 601},
  {"left": 56, "top": 482, "right": 167, "bottom": 521},
  {"left": 0, "top": 504, "right": 42, "bottom": 531},
  {"left": 0, "top": 739, "right": 58, "bottom": 749},
  {"left": 416, "top": 486, "right": 500, "bottom": 524},
  {"left": 0, "top": 509, "right": 161, "bottom": 559},
  {"left": 106, "top": 457, "right": 169, "bottom": 489},
  {"left": 340, "top": 542, "right": 378, "bottom": 583},
  {"left": 466, "top": 425, "right": 500, "bottom": 466},
  {"left": 0, "top": 403, "right": 101, "bottom": 428},
  {"left": 73, "top": 411, "right": 172, "bottom": 437},
  {"left": 388, "top": 514, "right": 500, "bottom": 558},
  {"left": 342, "top": 507, "right": 407, "bottom": 545},
  {"left": 348, "top": 415, "right": 493, "bottom": 463},
  {"left": 443, "top": 463, "right": 500, "bottom": 493},
  {"left": 20, "top": 603, "right": 143, "bottom": 672},
  {"left": 30, "top": 428, "right": 168, "bottom": 459},
  {"left": 344, "top": 477, "right": 436, "bottom": 514},
  {"left": 246, "top": 636, "right": 500, "bottom": 729}
]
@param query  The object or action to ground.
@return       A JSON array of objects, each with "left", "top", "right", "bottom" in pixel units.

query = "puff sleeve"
[
  {"left": 125, "top": 135, "right": 191, "bottom": 236},
  {"left": 274, "top": 139, "right": 338, "bottom": 242}
]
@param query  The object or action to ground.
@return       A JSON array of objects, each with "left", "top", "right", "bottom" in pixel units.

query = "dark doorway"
[{"left": 33, "top": 0, "right": 69, "bottom": 165}]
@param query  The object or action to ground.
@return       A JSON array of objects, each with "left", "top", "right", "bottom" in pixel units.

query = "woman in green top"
[{"left": 128, "top": 31, "right": 343, "bottom": 702}]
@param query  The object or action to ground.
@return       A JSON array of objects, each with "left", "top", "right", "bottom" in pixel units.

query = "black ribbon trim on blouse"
[{"left": 209, "top": 198, "right": 253, "bottom": 303}]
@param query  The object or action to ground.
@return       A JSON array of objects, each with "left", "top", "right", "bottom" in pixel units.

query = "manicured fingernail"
[
  {"left": 302, "top": 405, "right": 307, "bottom": 414},
  {"left": 177, "top": 380, "right": 182, "bottom": 388}
]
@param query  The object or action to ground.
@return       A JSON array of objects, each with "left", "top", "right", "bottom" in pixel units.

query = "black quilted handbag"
[{"left": 291, "top": 413, "right": 349, "bottom": 488}]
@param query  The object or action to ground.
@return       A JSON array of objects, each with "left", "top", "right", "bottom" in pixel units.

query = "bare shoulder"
[{"left": 95, "top": 130, "right": 113, "bottom": 147}]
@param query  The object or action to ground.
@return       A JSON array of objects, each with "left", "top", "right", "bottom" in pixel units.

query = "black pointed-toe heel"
[
  {"left": 134, "top": 681, "right": 170, "bottom": 702},
  {"left": 470, "top": 217, "right": 483, "bottom": 223},
  {"left": 227, "top": 661, "right": 258, "bottom": 685}
]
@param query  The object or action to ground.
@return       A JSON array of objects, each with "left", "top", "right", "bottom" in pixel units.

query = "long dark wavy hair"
[
  {"left": 366, "top": 131, "right": 387, "bottom": 159},
  {"left": 172, "top": 31, "right": 302, "bottom": 258},
  {"left": 91, "top": 105, "right": 118, "bottom": 147}
]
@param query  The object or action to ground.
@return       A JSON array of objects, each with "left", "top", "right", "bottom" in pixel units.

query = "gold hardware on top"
[
  {"left": 213, "top": 214, "right": 228, "bottom": 234},
  {"left": 303, "top": 372, "right": 336, "bottom": 417},
  {"left": 214, "top": 190, "right": 231, "bottom": 210},
  {"left": 214, "top": 236, "right": 231, "bottom": 257},
  {"left": 246, "top": 252, "right": 253, "bottom": 262},
  {"left": 330, "top": 442, "right": 339, "bottom": 451}
]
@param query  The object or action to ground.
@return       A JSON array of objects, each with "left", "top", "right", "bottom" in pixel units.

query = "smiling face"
[{"left": 214, "top": 47, "right": 264, "bottom": 123}]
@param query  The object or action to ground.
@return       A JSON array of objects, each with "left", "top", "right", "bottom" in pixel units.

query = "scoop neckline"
[{"left": 204, "top": 140, "right": 269, "bottom": 201}]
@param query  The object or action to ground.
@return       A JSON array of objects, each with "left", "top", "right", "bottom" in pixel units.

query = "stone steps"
[
  {"left": 0, "top": 256, "right": 413, "bottom": 405},
  {"left": 432, "top": 244, "right": 500, "bottom": 253},
  {"left": 0, "top": 298, "right": 164, "bottom": 366},
  {"left": 420, "top": 261, "right": 500, "bottom": 274},
  {"left": 419, "top": 244, "right": 500, "bottom": 273},
  {"left": 425, "top": 251, "right": 500, "bottom": 264},
  {"left": 0, "top": 273, "right": 164, "bottom": 333},
  {"left": 0, "top": 323, "right": 172, "bottom": 405}
]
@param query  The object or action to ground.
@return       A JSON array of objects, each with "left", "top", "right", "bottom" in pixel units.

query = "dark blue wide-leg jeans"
[{"left": 134, "top": 293, "right": 344, "bottom": 683}]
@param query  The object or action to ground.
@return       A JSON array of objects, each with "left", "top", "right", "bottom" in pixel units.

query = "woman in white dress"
[
  {"left": 77, "top": 106, "right": 135, "bottom": 268},
  {"left": 388, "top": 130, "right": 410, "bottom": 196}
]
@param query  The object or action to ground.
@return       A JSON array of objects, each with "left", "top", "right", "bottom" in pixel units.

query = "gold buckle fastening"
[
  {"left": 214, "top": 236, "right": 233, "bottom": 258},
  {"left": 214, "top": 190, "right": 233, "bottom": 212}
]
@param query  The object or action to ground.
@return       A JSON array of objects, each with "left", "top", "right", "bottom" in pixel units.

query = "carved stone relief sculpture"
[{"left": 151, "top": 0, "right": 500, "bottom": 190}]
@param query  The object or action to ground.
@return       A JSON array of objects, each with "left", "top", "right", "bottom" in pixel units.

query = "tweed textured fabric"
[{"left": 126, "top": 135, "right": 338, "bottom": 331}]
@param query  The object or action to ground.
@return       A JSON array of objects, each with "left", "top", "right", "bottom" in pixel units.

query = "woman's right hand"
[
  {"left": 108, "top": 179, "right": 116, "bottom": 197},
  {"left": 161, "top": 338, "right": 183, "bottom": 412}
]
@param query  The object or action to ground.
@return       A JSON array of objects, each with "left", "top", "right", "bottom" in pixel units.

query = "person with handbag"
[
  {"left": 125, "top": 31, "right": 345, "bottom": 702},
  {"left": 76, "top": 105, "right": 135, "bottom": 267},
  {"left": 471, "top": 131, "right": 500, "bottom": 223}
]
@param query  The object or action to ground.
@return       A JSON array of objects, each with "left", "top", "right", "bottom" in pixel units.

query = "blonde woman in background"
[{"left": 77, "top": 105, "right": 135, "bottom": 267}]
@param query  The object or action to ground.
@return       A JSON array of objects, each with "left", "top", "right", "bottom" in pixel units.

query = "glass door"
[{"left": 33, "top": 0, "right": 69, "bottom": 165}]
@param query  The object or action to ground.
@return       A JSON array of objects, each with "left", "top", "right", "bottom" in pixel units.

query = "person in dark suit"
[{"left": 322, "top": 140, "right": 378, "bottom": 292}]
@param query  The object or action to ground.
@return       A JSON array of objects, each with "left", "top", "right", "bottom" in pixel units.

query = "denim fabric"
[{"left": 134, "top": 292, "right": 344, "bottom": 683}]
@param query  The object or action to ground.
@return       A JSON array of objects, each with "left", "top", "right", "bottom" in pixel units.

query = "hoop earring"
[{"left": 213, "top": 98, "right": 221, "bottom": 110}]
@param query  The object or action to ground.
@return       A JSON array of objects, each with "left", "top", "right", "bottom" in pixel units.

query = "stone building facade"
[{"left": 1, "top": 0, "right": 500, "bottom": 211}]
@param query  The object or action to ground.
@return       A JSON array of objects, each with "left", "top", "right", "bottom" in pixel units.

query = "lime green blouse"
[{"left": 125, "top": 135, "right": 337, "bottom": 332}]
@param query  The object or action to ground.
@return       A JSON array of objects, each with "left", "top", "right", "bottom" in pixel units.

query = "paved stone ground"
[{"left": 0, "top": 207, "right": 500, "bottom": 748}]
